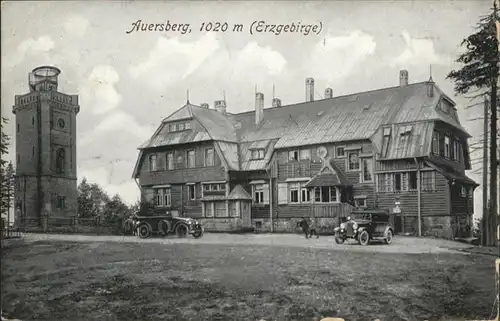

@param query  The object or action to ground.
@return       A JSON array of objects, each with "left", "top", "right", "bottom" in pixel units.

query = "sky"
[{"left": 0, "top": 0, "right": 494, "bottom": 219}]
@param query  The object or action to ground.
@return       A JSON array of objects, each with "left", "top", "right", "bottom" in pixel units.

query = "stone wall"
[
  {"left": 251, "top": 218, "right": 339, "bottom": 234},
  {"left": 198, "top": 218, "right": 252, "bottom": 232}
]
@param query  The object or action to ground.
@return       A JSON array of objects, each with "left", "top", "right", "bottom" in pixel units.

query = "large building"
[
  {"left": 12, "top": 66, "right": 80, "bottom": 227},
  {"left": 132, "top": 70, "right": 478, "bottom": 238}
]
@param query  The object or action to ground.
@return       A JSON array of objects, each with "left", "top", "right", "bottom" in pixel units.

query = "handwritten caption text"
[{"left": 126, "top": 20, "right": 323, "bottom": 36}]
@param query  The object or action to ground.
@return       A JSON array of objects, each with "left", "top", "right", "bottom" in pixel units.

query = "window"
[
  {"left": 288, "top": 150, "right": 299, "bottom": 161},
  {"left": 361, "top": 158, "right": 373, "bottom": 182},
  {"left": 17, "top": 123, "right": 19, "bottom": 132},
  {"left": 17, "top": 154, "right": 20, "bottom": 164},
  {"left": 394, "top": 173, "right": 402, "bottom": 191},
  {"left": 450, "top": 139, "right": 456, "bottom": 160},
  {"left": 56, "top": 196, "right": 66, "bottom": 209},
  {"left": 409, "top": 171, "right": 418, "bottom": 190},
  {"left": 444, "top": 135, "right": 450, "bottom": 158},
  {"left": 185, "top": 122, "right": 191, "bottom": 130},
  {"left": 348, "top": 151, "right": 360, "bottom": 171},
  {"left": 336, "top": 147, "right": 345, "bottom": 158},
  {"left": 205, "top": 203, "right": 214, "bottom": 217},
  {"left": 56, "top": 148, "right": 66, "bottom": 173},
  {"left": 164, "top": 189, "right": 171, "bottom": 206},
  {"left": 253, "top": 184, "right": 265, "bottom": 204},
  {"left": 432, "top": 131, "right": 439, "bottom": 155},
  {"left": 178, "top": 123, "right": 185, "bottom": 131},
  {"left": 468, "top": 187, "right": 473, "bottom": 199},
  {"left": 214, "top": 201, "right": 226, "bottom": 217},
  {"left": 188, "top": 185, "right": 196, "bottom": 200},
  {"left": 460, "top": 186, "right": 467, "bottom": 197},
  {"left": 355, "top": 198, "right": 366, "bottom": 208},
  {"left": 58, "top": 118, "right": 65, "bottom": 129},
  {"left": 251, "top": 149, "right": 265, "bottom": 160},
  {"left": 205, "top": 148, "right": 214, "bottom": 166},
  {"left": 313, "top": 186, "right": 339, "bottom": 203},
  {"left": 176, "top": 155, "right": 183, "bottom": 165},
  {"left": 420, "top": 171, "right": 436, "bottom": 191},
  {"left": 169, "top": 123, "right": 177, "bottom": 132},
  {"left": 301, "top": 187, "right": 311, "bottom": 203},
  {"left": 154, "top": 188, "right": 171, "bottom": 207},
  {"left": 299, "top": 149, "right": 311, "bottom": 160},
  {"left": 187, "top": 150, "right": 195, "bottom": 168},
  {"left": 32, "top": 146, "right": 35, "bottom": 156},
  {"left": 289, "top": 183, "right": 299, "bottom": 203},
  {"left": 453, "top": 140, "right": 460, "bottom": 162},
  {"left": 32, "top": 117, "right": 35, "bottom": 125},
  {"left": 148, "top": 154, "right": 157, "bottom": 171},
  {"left": 166, "top": 152, "right": 174, "bottom": 170}
]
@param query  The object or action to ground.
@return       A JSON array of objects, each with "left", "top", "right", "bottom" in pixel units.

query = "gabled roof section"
[
  {"left": 227, "top": 184, "right": 252, "bottom": 200},
  {"left": 240, "top": 139, "right": 277, "bottom": 171},
  {"left": 378, "top": 122, "right": 435, "bottom": 160},
  {"left": 162, "top": 104, "right": 193, "bottom": 122},
  {"left": 190, "top": 106, "right": 238, "bottom": 142},
  {"left": 304, "top": 158, "right": 352, "bottom": 188}
]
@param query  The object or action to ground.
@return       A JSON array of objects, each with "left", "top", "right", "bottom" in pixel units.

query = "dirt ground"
[{"left": 1, "top": 233, "right": 496, "bottom": 321}]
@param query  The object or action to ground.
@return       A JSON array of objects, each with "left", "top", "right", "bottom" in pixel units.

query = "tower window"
[
  {"left": 56, "top": 148, "right": 66, "bottom": 173},
  {"left": 58, "top": 118, "right": 65, "bottom": 129},
  {"left": 32, "top": 146, "right": 35, "bottom": 156},
  {"left": 32, "top": 117, "right": 35, "bottom": 125}
]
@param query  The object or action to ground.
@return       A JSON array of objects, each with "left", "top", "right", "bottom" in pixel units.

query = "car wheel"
[
  {"left": 138, "top": 224, "right": 151, "bottom": 239},
  {"left": 385, "top": 230, "right": 393, "bottom": 244},
  {"left": 175, "top": 224, "right": 188, "bottom": 238},
  {"left": 335, "top": 236, "right": 345, "bottom": 244},
  {"left": 358, "top": 230, "right": 370, "bottom": 246},
  {"left": 192, "top": 230, "right": 203, "bottom": 239}
]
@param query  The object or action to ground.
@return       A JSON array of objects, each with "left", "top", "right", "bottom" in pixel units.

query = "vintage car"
[
  {"left": 333, "top": 210, "right": 394, "bottom": 246},
  {"left": 125, "top": 214, "right": 204, "bottom": 239}
]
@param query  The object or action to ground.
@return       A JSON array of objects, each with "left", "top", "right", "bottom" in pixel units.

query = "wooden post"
[{"left": 483, "top": 98, "right": 489, "bottom": 246}]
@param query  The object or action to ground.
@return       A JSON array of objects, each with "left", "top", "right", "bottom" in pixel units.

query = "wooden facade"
[{"left": 133, "top": 76, "right": 477, "bottom": 237}]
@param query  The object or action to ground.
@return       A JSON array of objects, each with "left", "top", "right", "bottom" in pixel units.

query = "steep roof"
[{"left": 135, "top": 81, "right": 471, "bottom": 175}]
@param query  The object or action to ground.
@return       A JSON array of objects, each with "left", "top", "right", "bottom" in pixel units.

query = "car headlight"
[
  {"left": 353, "top": 222, "right": 358, "bottom": 230},
  {"left": 340, "top": 223, "right": 346, "bottom": 229}
]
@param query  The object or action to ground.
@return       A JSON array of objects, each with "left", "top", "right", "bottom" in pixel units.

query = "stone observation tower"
[{"left": 12, "top": 66, "right": 80, "bottom": 227}]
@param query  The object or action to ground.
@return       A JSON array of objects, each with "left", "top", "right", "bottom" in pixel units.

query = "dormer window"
[
  {"left": 288, "top": 150, "right": 299, "bottom": 161},
  {"left": 168, "top": 121, "right": 191, "bottom": 132},
  {"left": 251, "top": 149, "right": 265, "bottom": 160},
  {"left": 400, "top": 125, "right": 412, "bottom": 135}
]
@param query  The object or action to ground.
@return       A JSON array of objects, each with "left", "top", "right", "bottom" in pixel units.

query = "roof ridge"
[{"left": 231, "top": 81, "right": 431, "bottom": 116}]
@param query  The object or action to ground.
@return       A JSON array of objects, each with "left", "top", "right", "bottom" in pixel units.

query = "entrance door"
[
  {"left": 394, "top": 215, "right": 402, "bottom": 234},
  {"left": 241, "top": 201, "right": 251, "bottom": 228}
]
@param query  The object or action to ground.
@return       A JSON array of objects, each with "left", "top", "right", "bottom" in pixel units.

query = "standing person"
[
  {"left": 309, "top": 217, "right": 319, "bottom": 239},
  {"left": 298, "top": 217, "right": 310, "bottom": 239}
]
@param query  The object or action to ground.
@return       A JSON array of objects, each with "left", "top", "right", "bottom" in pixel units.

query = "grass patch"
[{"left": 1, "top": 239, "right": 496, "bottom": 321}]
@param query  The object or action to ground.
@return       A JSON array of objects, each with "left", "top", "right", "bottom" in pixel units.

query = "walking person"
[
  {"left": 309, "top": 217, "right": 319, "bottom": 239},
  {"left": 298, "top": 217, "right": 310, "bottom": 239}
]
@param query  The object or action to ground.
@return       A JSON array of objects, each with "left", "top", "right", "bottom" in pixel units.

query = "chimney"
[
  {"left": 325, "top": 88, "right": 333, "bottom": 99},
  {"left": 214, "top": 100, "right": 226, "bottom": 114},
  {"left": 399, "top": 70, "right": 408, "bottom": 87},
  {"left": 272, "top": 98, "right": 282, "bottom": 107},
  {"left": 305, "top": 77, "right": 315, "bottom": 102},
  {"left": 200, "top": 103, "right": 209, "bottom": 109},
  {"left": 255, "top": 92, "right": 264, "bottom": 125}
]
